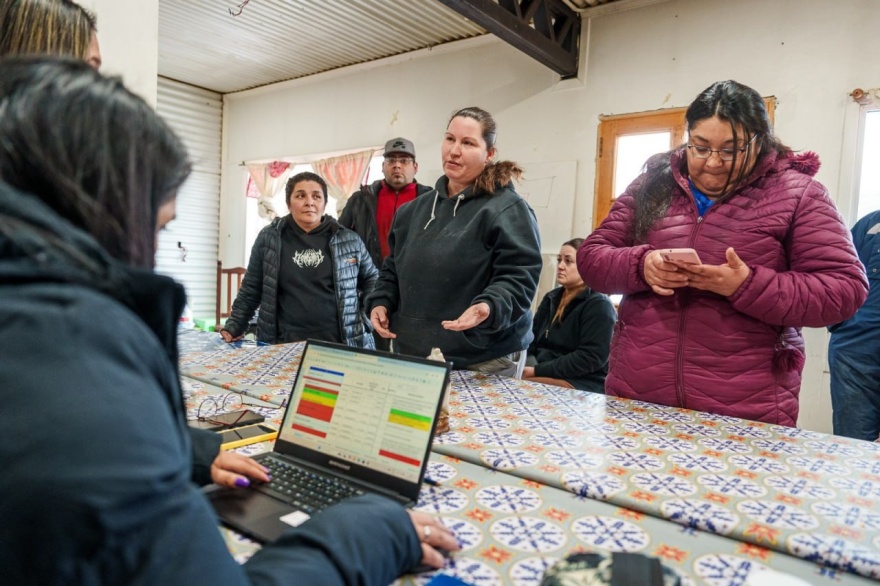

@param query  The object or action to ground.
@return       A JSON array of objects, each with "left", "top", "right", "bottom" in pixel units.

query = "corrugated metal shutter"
[{"left": 154, "top": 77, "right": 222, "bottom": 323}]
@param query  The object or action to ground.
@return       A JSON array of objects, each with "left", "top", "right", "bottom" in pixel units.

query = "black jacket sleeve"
[
  {"left": 189, "top": 427, "right": 222, "bottom": 486},
  {"left": 527, "top": 294, "right": 553, "bottom": 361},
  {"left": 338, "top": 190, "right": 361, "bottom": 230},
  {"left": 244, "top": 494, "right": 422, "bottom": 585},
  {"left": 223, "top": 228, "right": 269, "bottom": 337},
  {"left": 534, "top": 295, "right": 616, "bottom": 380},
  {"left": 472, "top": 198, "right": 542, "bottom": 333},
  {"left": 367, "top": 213, "right": 404, "bottom": 314}
]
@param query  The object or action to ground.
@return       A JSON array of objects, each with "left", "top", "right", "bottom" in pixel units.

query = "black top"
[
  {"left": 527, "top": 286, "right": 617, "bottom": 392},
  {"left": 278, "top": 216, "right": 339, "bottom": 343}
]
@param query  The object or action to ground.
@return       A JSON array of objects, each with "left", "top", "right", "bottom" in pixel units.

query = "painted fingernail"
[{"left": 234, "top": 477, "right": 250, "bottom": 488}]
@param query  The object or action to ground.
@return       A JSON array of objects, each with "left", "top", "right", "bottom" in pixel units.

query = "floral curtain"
[
  {"left": 245, "top": 161, "right": 292, "bottom": 220},
  {"left": 311, "top": 149, "right": 374, "bottom": 212}
]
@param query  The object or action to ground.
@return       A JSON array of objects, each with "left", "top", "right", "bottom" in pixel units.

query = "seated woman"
[
  {"left": 523, "top": 239, "right": 616, "bottom": 392},
  {"left": 221, "top": 172, "right": 377, "bottom": 346},
  {"left": 0, "top": 57, "right": 456, "bottom": 584}
]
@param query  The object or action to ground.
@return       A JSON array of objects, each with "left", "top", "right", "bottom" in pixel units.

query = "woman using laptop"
[
  {"left": 0, "top": 0, "right": 286, "bottom": 499},
  {"left": 0, "top": 57, "right": 456, "bottom": 585}
]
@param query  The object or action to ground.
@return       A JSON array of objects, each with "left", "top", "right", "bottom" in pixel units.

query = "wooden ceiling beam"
[{"left": 437, "top": 0, "right": 580, "bottom": 78}]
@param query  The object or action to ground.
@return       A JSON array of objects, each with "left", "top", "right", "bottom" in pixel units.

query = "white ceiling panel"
[{"left": 158, "top": 0, "right": 487, "bottom": 93}]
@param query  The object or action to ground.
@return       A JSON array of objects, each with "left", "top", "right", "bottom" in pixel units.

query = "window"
[
  {"left": 242, "top": 154, "right": 385, "bottom": 262},
  {"left": 856, "top": 109, "right": 880, "bottom": 219},
  {"left": 593, "top": 99, "right": 776, "bottom": 229},
  {"left": 593, "top": 109, "right": 688, "bottom": 230}
]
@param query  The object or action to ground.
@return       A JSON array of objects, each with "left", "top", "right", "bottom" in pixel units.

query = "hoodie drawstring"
[
  {"left": 423, "top": 191, "right": 465, "bottom": 229},
  {"left": 424, "top": 192, "right": 439, "bottom": 230}
]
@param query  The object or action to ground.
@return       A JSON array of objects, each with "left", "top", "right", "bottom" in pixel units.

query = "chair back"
[{"left": 216, "top": 261, "right": 246, "bottom": 331}]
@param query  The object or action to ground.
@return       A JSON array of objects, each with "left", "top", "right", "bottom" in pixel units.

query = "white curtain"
[
  {"left": 245, "top": 161, "right": 292, "bottom": 220},
  {"left": 311, "top": 149, "right": 374, "bottom": 212}
]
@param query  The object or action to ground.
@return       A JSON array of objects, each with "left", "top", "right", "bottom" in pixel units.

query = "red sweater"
[{"left": 376, "top": 182, "right": 417, "bottom": 260}]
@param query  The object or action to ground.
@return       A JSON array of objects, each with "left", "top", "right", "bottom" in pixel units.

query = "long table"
[{"left": 179, "top": 331, "right": 880, "bottom": 584}]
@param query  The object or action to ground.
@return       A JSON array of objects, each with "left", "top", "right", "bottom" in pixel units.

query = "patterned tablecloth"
[
  {"left": 198, "top": 443, "right": 875, "bottom": 586},
  {"left": 179, "top": 332, "right": 880, "bottom": 581}
]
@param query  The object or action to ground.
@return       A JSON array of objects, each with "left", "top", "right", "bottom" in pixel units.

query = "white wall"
[
  {"left": 220, "top": 0, "right": 880, "bottom": 432},
  {"left": 78, "top": 0, "right": 159, "bottom": 105}
]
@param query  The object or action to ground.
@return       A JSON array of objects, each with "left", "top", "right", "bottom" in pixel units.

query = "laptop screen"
[{"left": 278, "top": 342, "right": 449, "bottom": 484}]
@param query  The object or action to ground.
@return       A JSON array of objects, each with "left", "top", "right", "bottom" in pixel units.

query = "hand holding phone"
[{"left": 657, "top": 248, "right": 702, "bottom": 264}]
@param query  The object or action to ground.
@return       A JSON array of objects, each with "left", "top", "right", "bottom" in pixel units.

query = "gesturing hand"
[
  {"left": 442, "top": 303, "right": 490, "bottom": 331},
  {"left": 370, "top": 306, "right": 397, "bottom": 339}
]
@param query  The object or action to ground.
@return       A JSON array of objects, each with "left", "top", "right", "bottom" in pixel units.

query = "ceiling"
[{"left": 157, "top": 0, "right": 644, "bottom": 94}]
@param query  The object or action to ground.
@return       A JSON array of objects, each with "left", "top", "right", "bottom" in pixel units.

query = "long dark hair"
[
  {"left": 0, "top": 57, "right": 191, "bottom": 267},
  {"left": 448, "top": 106, "right": 523, "bottom": 195},
  {"left": 632, "top": 80, "right": 791, "bottom": 241},
  {"left": 552, "top": 237, "right": 586, "bottom": 325}
]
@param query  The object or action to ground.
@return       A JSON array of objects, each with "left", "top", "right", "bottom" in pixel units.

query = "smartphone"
[
  {"left": 657, "top": 248, "right": 702, "bottom": 264},
  {"left": 191, "top": 409, "right": 265, "bottom": 431},
  {"left": 219, "top": 423, "right": 278, "bottom": 450}
]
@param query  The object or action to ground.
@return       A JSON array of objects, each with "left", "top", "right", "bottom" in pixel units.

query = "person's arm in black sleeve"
[
  {"left": 356, "top": 237, "right": 379, "bottom": 297},
  {"left": 367, "top": 213, "right": 403, "bottom": 314},
  {"left": 244, "top": 494, "right": 422, "bottom": 586},
  {"left": 338, "top": 191, "right": 359, "bottom": 230},
  {"left": 222, "top": 228, "right": 268, "bottom": 337},
  {"left": 527, "top": 294, "right": 552, "bottom": 364},
  {"left": 189, "top": 427, "right": 222, "bottom": 486},
  {"left": 534, "top": 296, "right": 616, "bottom": 381},
  {"left": 473, "top": 200, "right": 542, "bottom": 332}
]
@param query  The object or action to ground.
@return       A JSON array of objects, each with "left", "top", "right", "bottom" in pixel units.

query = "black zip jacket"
[
  {"left": 527, "top": 286, "right": 617, "bottom": 392},
  {"left": 339, "top": 179, "right": 432, "bottom": 269}
]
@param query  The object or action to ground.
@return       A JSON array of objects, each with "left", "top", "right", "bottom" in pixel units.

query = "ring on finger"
[{"left": 422, "top": 525, "right": 432, "bottom": 540}]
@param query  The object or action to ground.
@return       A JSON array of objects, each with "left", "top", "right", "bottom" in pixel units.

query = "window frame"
[{"left": 593, "top": 99, "right": 776, "bottom": 230}]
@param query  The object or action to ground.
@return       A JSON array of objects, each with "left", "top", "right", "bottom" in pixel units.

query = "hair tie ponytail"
[{"left": 474, "top": 160, "right": 523, "bottom": 195}]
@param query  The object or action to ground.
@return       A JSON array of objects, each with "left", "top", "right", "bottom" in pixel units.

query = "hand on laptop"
[
  {"left": 211, "top": 451, "right": 271, "bottom": 488},
  {"left": 409, "top": 511, "right": 460, "bottom": 569}
]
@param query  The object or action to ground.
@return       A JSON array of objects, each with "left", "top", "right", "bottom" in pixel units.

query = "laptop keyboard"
[{"left": 254, "top": 457, "right": 365, "bottom": 514}]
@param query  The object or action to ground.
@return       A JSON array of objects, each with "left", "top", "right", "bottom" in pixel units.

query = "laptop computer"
[{"left": 207, "top": 339, "right": 452, "bottom": 543}]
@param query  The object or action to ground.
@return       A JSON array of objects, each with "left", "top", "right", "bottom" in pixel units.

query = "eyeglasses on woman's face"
[{"left": 687, "top": 133, "right": 759, "bottom": 162}]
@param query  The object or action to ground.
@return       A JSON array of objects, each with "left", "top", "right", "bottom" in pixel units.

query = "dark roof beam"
[{"left": 437, "top": 0, "right": 580, "bottom": 78}]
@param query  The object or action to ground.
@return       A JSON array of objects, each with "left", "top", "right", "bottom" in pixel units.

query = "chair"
[{"left": 216, "top": 261, "right": 246, "bottom": 331}]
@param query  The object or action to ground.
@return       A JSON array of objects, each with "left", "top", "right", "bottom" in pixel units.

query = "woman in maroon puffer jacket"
[{"left": 578, "top": 80, "right": 867, "bottom": 427}]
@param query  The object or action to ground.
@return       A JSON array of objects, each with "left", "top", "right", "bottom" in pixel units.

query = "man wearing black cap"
[
  {"left": 340, "top": 138, "right": 432, "bottom": 271},
  {"left": 339, "top": 138, "right": 431, "bottom": 350}
]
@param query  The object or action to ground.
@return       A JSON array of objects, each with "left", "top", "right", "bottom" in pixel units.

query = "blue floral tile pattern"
[{"left": 179, "top": 334, "right": 880, "bottom": 581}]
